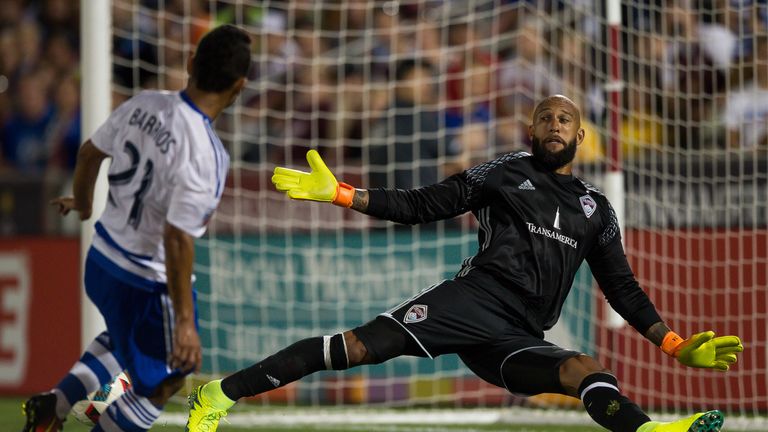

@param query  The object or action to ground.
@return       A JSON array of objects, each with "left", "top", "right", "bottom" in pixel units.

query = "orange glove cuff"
[
  {"left": 661, "top": 331, "right": 684, "bottom": 357},
  {"left": 333, "top": 182, "right": 355, "bottom": 208}
]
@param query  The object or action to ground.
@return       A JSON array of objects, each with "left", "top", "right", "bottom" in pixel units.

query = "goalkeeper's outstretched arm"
[
  {"left": 586, "top": 202, "right": 744, "bottom": 372},
  {"left": 272, "top": 150, "right": 474, "bottom": 224}
]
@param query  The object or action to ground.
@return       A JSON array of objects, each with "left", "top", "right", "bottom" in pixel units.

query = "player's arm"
[
  {"left": 271, "top": 150, "right": 474, "bottom": 224},
  {"left": 51, "top": 140, "right": 109, "bottom": 220},
  {"left": 163, "top": 222, "right": 201, "bottom": 373},
  {"left": 587, "top": 203, "right": 743, "bottom": 371}
]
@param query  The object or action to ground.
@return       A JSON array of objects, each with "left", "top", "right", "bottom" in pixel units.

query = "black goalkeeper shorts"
[{"left": 375, "top": 271, "right": 583, "bottom": 396}]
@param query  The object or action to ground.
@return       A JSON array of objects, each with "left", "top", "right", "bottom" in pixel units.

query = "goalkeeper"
[{"left": 187, "top": 95, "right": 743, "bottom": 432}]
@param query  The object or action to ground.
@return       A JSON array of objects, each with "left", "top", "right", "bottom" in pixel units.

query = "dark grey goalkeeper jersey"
[{"left": 365, "top": 152, "right": 661, "bottom": 336}]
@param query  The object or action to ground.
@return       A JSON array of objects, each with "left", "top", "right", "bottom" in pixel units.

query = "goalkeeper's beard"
[{"left": 531, "top": 136, "right": 578, "bottom": 171}]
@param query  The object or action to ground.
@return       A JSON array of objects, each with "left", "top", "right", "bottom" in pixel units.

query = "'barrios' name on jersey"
[{"left": 129, "top": 108, "right": 176, "bottom": 154}]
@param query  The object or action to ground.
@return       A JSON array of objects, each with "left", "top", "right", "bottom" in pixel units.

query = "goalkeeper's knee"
[
  {"left": 324, "top": 333, "right": 351, "bottom": 370},
  {"left": 351, "top": 316, "right": 421, "bottom": 364}
]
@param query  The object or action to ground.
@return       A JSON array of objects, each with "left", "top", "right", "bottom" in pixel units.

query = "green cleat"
[
  {"left": 637, "top": 410, "right": 725, "bottom": 432},
  {"left": 185, "top": 384, "right": 228, "bottom": 432}
]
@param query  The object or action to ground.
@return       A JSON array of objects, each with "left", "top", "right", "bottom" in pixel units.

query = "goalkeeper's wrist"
[
  {"left": 332, "top": 182, "right": 355, "bottom": 207},
  {"left": 661, "top": 331, "right": 684, "bottom": 357}
]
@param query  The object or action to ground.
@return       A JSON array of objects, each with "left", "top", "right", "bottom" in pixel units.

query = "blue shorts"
[{"left": 84, "top": 248, "right": 198, "bottom": 397}]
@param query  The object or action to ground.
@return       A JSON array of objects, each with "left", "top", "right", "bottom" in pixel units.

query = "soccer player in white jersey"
[{"left": 21, "top": 24, "right": 251, "bottom": 432}]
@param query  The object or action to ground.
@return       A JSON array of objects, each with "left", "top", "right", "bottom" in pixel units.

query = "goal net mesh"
[{"left": 110, "top": 0, "right": 767, "bottom": 426}]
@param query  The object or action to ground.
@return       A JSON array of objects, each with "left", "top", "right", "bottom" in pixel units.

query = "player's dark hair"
[{"left": 192, "top": 25, "right": 251, "bottom": 92}]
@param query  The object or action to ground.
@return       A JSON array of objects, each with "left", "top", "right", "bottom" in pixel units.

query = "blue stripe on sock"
[
  {"left": 56, "top": 374, "right": 87, "bottom": 406},
  {"left": 95, "top": 331, "right": 112, "bottom": 350},
  {"left": 80, "top": 352, "right": 113, "bottom": 384},
  {"left": 55, "top": 348, "right": 116, "bottom": 407}
]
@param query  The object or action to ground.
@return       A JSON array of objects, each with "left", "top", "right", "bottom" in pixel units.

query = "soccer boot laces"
[
  {"left": 637, "top": 410, "right": 725, "bottom": 432},
  {"left": 21, "top": 392, "right": 65, "bottom": 432},
  {"left": 185, "top": 384, "right": 229, "bottom": 432}
]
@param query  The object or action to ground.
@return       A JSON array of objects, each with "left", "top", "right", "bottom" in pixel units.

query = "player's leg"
[
  {"left": 22, "top": 331, "right": 123, "bottom": 432},
  {"left": 186, "top": 315, "right": 422, "bottom": 431},
  {"left": 547, "top": 353, "right": 726, "bottom": 432},
  {"left": 461, "top": 339, "right": 654, "bottom": 432},
  {"left": 219, "top": 315, "right": 419, "bottom": 399},
  {"left": 91, "top": 282, "right": 187, "bottom": 431},
  {"left": 560, "top": 355, "right": 724, "bottom": 432},
  {"left": 186, "top": 276, "right": 486, "bottom": 431},
  {"left": 195, "top": 276, "right": 491, "bottom": 408},
  {"left": 22, "top": 256, "right": 127, "bottom": 432},
  {"left": 559, "top": 355, "right": 652, "bottom": 431}
]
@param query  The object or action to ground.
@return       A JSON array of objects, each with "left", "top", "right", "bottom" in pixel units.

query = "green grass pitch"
[
  {"left": 2, "top": 396, "right": 602, "bottom": 431},
  {"left": 4, "top": 397, "right": 764, "bottom": 432}
]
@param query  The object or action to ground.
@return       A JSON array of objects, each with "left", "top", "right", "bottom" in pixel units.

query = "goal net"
[{"left": 109, "top": 0, "right": 767, "bottom": 427}]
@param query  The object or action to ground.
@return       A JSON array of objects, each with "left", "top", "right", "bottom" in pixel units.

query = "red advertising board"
[{"left": 0, "top": 238, "right": 80, "bottom": 395}]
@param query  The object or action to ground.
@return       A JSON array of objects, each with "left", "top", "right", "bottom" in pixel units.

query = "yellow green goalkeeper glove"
[
  {"left": 271, "top": 150, "right": 355, "bottom": 207},
  {"left": 661, "top": 331, "right": 743, "bottom": 371}
]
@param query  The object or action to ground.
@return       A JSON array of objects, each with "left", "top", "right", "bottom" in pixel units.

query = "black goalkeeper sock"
[
  {"left": 579, "top": 372, "right": 650, "bottom": 432},
  {"left": 221, "top": 336, "right": 336, "bottom": 400}
]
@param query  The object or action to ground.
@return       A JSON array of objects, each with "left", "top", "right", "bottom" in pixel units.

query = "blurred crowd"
[
  {"left": 0, "top": 0, "right": 767, "bottom": 187},
  {"left": 0, "top": 0, "right": 79, "bottom": 176}
]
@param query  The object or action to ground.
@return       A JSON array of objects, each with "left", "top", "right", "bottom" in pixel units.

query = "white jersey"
[{"left": 89, "top": 90, "right": 229, "bottom": 291}]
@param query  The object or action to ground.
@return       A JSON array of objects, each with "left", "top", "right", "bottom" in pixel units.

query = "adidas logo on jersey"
[{"left": 518, "top": 179, "right": 536, "bottom": 190}]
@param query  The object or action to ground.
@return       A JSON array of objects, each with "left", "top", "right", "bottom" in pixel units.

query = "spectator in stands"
[
  {"left": 17, "top": 19, "right": 44, "bottom": 73},
  {"left": 697, "top": 0, "right": 739, "bottom": 70},
  {"left": 660, "top": 4, "right": 726, "bottom": 150},
  {"left": 283, "top": 61, "right": 336, "bottom": 162},
  {"left": 320, "top": 0, "right": 369, "bottom": 42},
  {"left": 293, "top": 16, "right": 330, "bottom": 63},
  {"left": 370, "top": 6, "right": 402, "bottom": 78},
  {"left": 413, "top": 19, "right": 443, "bottom": 68},
  {"left": 329, "top": 65, "right": 389, "bottom": 161},
  {"left": 368, "top": 59, "right": 449, "bottom": 189},
  {"left": 444, "top": 19, "right": 488, "bottom": 68},
  {"left": 621, "top": 71, "right": 665, "bottom": 158},
  {"left": 0, "top": 0, "right": 26, "bottom": 28},
  {"left": 446, "top": 58, "right": 517, "bottom": 170},
  {"left": 44, "top": 32, "right": 78, "bottom": 77},
  {"left": 257, "top": 9, "right": 301, "bottom": 79},
  {"left": 0, "top": 28, "right": 19, "bottom": 130},
  {"left": 38, "top": 0, "right": 79, "bottom": 39},
  {"left": 112, "top": 2, "right": 158, "bottom": 92},
  {"left": 723, "top": 34, "right": 768, "bottom": 149},
  {"left": 500, "top": 16, "right": 564, "bottom": 147},
  {"left": 548, "top": 19, "right": 604, "bottom": 164},
  {"left": 620, "top": 34, "right": 665, "bottom": 158},
  {"left": 47, "top": 73, "right": 80, "bottom": 171},
  {"left": 2, "top": 70, "right": 56, "bottom": 174},
  {"left": 167, "top": 0, "right": 210, "bottom": 44},
  {"left": 446, "top": 57, "right": 495, "bottom": 131}
]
